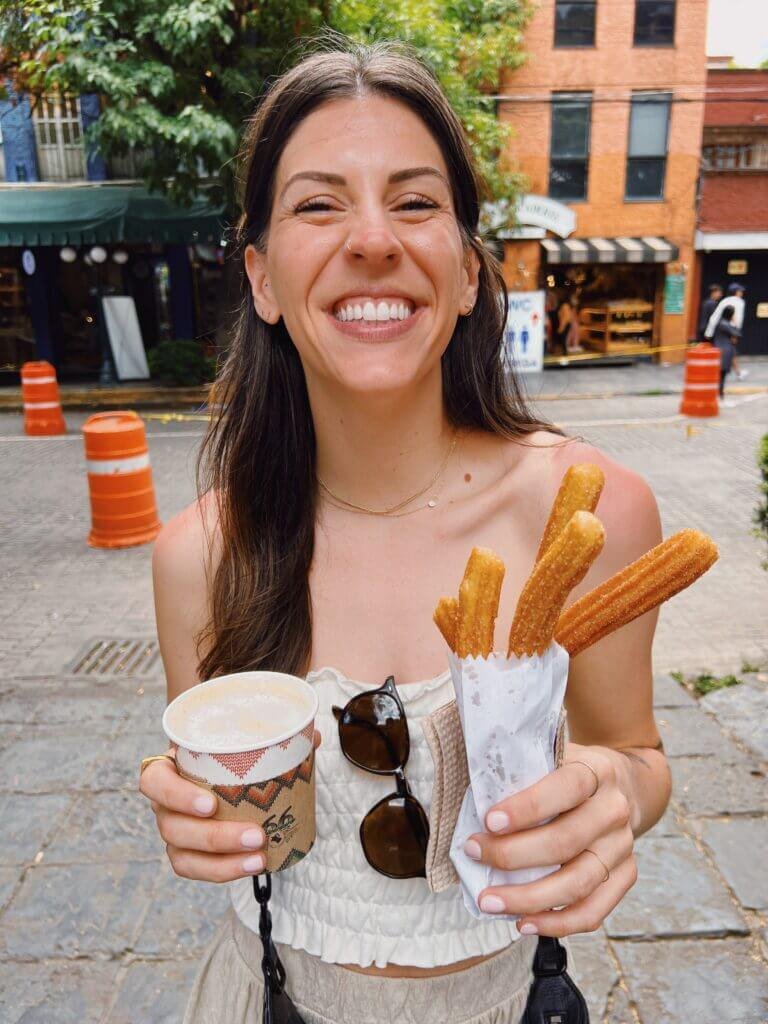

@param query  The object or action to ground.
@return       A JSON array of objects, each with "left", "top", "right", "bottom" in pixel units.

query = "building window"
[
  {"left": 549, "top": 93, "right": 592, "bottom": 201},
  {"left": 554, "top": 1, "right": 596, "bottom": 46},
  {"left": 634, "top": 1, "right": 675, "bottom": 46},
  {"left": 625, "top": 92, "right": 671, "bottom": 200},
  {"left": 702, "top": 143, "right": 768, "bottom": 171},
  {"left": 33, "top": 95, "right": 86, "bottom": 180}
]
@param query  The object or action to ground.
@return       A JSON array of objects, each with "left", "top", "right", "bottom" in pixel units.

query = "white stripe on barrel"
[
  {"left": 685, "top": 382, "right": 719, "bottom": 391},
  {"left": 87, "top": 453, "right": 151, "bottom": 475},
  {"left": 25, "top": 376, "right": 57, "bottom": 385},
  {"left": 23, "top": 401, "right": 60, "bottom": 410}
]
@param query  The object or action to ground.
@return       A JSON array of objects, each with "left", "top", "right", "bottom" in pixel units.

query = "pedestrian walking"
[
  {"left": 138, "top": 37, "right": 671, "bottom": 1024},
  {"left": 712, "top": 304, "right": 741, "bottom": 399},
  {"left": 555, "top": 294, "right": 582, "bottom": 355},
  {"left": 698, "top": 282, "right": 723, "bottom": 342},
  {"left": 705, "top": 283, "right": 748, "bottom": 379}
]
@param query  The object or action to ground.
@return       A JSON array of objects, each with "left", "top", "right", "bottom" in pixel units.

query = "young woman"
[{"left": 139, "top": 38, "right": 671, "bottom": 1024}]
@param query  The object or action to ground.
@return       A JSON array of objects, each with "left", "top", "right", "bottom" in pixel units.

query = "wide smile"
[{"left": 325, "top": 298, "right": 426, "bottom": 342}]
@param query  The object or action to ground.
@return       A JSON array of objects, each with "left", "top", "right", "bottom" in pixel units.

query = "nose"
[{"left": 344, "top": 209, "right": 403, "bottom": 264}]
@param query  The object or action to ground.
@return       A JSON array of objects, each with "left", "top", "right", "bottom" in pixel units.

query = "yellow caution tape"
[{"left": 543, "top": 342, "right": 690, "bottom": 366}]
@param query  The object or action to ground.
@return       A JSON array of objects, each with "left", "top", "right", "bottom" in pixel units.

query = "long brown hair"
[{"left": 196, "top": 34, "right": 555, "bottom": 681}]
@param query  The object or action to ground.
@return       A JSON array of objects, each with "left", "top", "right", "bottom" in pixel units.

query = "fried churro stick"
[
  {"left": 555, "top": 529, "right": 718, "bottom": 656},
  {"left": 536, "top": 463, "right": 605, "bottom": 562},
  {"left": 455, "top": 547, "right": 506, "bottom": 658},
  {"left": 508, "top": 510, "right": 605, "bottom": 658},
  {"left": 433, "top": 596, "right": 459, "bottom": 652}
]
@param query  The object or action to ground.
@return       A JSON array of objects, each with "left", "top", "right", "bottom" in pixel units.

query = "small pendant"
[{"left": 427, "top": 499, "right": 437, "bottom": 509}]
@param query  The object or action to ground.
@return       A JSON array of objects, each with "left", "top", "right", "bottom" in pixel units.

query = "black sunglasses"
[{"left": 332, "top": 675, "right": 430, "bottom": 880}]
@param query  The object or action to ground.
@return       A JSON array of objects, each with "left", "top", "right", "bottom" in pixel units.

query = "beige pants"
[{"left": 183, "top": 909, "right": 538, "bottom": 1024}]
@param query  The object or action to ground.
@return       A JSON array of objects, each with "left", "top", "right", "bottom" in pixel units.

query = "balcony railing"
[{"left": 702, "top": 143, "right": 768, "bottom": 172}]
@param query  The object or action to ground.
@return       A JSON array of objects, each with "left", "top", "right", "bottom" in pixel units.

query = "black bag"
[
  {"left": 522, "top": 936, "right": 590, "bottom": 1024},
  {"left": 254, "top": 875, "right": 307, "bottom": 1024}
]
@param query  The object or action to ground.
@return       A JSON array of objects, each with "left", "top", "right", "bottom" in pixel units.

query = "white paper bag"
[{"left": 448, "top": 643, "right": 569, "bottom": 919}]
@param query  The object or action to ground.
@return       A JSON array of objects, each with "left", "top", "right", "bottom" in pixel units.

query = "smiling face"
[{"left": 244, "top": 93, "right": 479, "bottom": 399}]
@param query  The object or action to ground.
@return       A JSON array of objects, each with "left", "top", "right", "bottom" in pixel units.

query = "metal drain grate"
[{"left": 68, "top": 637, "right": 161, "bottom": 677}]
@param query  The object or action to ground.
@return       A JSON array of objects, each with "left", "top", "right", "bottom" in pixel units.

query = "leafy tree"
[{"left": 0, "top": 0, "right": 531, "bottom": 221}]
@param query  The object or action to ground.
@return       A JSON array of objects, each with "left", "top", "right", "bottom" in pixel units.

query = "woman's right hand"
[{"left": 139, "top": 749, "right": 266, "bottom": 882}]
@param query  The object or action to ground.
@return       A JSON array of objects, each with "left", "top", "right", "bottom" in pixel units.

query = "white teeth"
[{"left": 334, "top": 299, "right": 414, "bottom": 322}]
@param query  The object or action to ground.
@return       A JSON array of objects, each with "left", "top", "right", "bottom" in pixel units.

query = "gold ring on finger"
[
  {"left": 139, "top": 753, "right": 176, "bottom": 778},
  {"left": 583, "top": 847, "right": 610, "bottom": 884},
  {"left": 568, "top": 759, "right": 599, "bottom": 799}
]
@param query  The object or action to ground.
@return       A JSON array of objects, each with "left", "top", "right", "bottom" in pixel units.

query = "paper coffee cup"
[{"left": 163, "top": 671, "right": 318, "bottom": 873}]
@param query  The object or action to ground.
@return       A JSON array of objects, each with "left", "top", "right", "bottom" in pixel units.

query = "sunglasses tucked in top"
[{"left": 333, "top": 675, "right": 430, "bottom": 880}]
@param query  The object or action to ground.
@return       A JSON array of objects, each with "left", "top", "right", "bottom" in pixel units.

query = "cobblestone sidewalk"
[{"left": 0, "top": 388, "right": 766, "bottom": 1023}]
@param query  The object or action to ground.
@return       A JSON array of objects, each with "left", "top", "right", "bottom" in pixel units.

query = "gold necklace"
[{"left": 317, "top": 429, "right": 459, "bottom": 517}]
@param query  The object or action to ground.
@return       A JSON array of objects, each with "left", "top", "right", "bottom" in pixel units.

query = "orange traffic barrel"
[
  {"left": 21, "top": 361, "right": 66, "bottom": 435},
  {"left": 82, "top": 411, "right": 161, "bottom": 548},
  {"left": 679, "top": 343, "right": 721, "bottom": 418}
]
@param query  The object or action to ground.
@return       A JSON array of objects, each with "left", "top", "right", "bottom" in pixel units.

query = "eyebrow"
[{"left": 279, "top": 166, "right": 449, "bottom": 200}]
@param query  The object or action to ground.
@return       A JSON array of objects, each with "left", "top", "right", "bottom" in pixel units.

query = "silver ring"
[{"left": 568, "top": 759, "right": 599, "bottom": 799}]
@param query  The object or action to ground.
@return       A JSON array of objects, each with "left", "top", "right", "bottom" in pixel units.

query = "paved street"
[{"left": 0, "top": 364, "right": 766, "bottom": 1023}]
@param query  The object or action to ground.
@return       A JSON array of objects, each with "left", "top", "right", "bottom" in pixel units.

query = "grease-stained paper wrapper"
[{"left": 448, "top": 643, "right": 569, "bottom": 919}]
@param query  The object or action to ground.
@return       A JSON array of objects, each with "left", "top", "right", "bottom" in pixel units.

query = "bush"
[
  {"left": 756, "top": 434, "right": 768, "bottom": 569},
  {"left": 147, "top": 339, "right": 217, "bottom": 387}
]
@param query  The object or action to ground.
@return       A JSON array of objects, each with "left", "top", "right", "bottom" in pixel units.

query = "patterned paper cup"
[{"left": 163, "top": 671, "right": 319, "bottom": 873}]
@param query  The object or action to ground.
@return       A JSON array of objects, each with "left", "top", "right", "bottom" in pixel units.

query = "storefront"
[
  {"left": 540, "top": 236, "right": 679, "bottom": 359},
  {"left": 695, "top": 232, "right": 768, "bottom": 356},
  {"left": 0, "top": 182, "right": 226, "bottom": 380},
  {"left": 493, "top": 195, "right": 687, "bottom": 366}
]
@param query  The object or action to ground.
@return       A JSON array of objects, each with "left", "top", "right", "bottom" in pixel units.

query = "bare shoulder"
[{"left": 152, "top": 490, "right": 222, "bottom": 587}]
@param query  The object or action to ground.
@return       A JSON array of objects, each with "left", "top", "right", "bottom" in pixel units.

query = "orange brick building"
[{"left": 494, "top": 0, "right": 707, "bottom": 364}]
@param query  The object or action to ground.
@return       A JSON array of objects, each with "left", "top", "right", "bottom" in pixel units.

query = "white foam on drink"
[{"left": 177, "top": 692, "right": 305, "bottom": 748}]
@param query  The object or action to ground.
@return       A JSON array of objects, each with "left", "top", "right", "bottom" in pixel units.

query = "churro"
[
  {"left": 433, "top": 596, "right": 459, "bottom": 652},
  {"left": 555, "top": 529, "right": 718, "bottom": 656},
  {"left": 536, "top": 463, "right": 605, "bottom": 562},
  {"left": 508, "top": 510, "right": 605, "bottom": 658},
  {"left": 455, "top": 547, "right": 506, "bottom": 658}
]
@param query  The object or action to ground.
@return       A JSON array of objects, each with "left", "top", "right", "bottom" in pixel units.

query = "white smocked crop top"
[{"left": 230, "top": 666, "right": 521, "bottom": 969}]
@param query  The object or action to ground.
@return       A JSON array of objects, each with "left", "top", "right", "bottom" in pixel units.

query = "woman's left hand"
[{"left": 464, "top": 743, "right": 639, "bottom": 937}]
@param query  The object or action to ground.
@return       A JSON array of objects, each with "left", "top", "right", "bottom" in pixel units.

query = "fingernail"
[
  {"left": 518, "top": 922, "right": 538, "bottom": 935},
  {"left": 464, "top": 839, "right": 482, "bottom": 861},
  {"left": 479, "top": 895, "right": 506, "bottom": 914},
  {"left": 193, "top": 794, "right": 216, "bottom": 815},
  {"left": 486, "top": 811, "right": 509, "bottom": 832},
  {"left": 241, "top": 828, "right": 264, "bottom": 849},
  {"left": 242, "top": 854, "right": 265, "bottom": 873}
]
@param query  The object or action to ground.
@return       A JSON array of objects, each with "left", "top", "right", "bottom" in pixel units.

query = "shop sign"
[
  {"left": 727, "top": 259, "right": 748, "bottom": 275},
  {"left": 756, "top": 303, "right": 768, "bottom": 319},
  {"left": 504, "top": 291, "right": 545, "bottom": 373},
  {"left": 663, "top": 271, "right": 686, "bottom": 315},
  {"left": 514, "top": 195, "right": 576, "bottom": 239},
  {"left": 480, "top": 195, "right": 575, "bottom": 241}
]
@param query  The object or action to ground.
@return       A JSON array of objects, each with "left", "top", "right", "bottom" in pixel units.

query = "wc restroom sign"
[{"left": 504, "top": 291, "right": 544, "bottom": 373}]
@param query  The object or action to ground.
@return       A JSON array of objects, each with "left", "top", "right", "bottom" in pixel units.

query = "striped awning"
[{"left": 541, "top": 236, "right": 679, "bottom": 264}]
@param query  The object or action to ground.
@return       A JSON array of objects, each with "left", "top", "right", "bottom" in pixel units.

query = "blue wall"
[{"left": 0, "top": 90, "right": 40, "bottom": 182}]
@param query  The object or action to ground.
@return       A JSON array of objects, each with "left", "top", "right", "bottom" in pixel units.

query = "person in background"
[
  {"left": 698, "top": 283, "right": 722, "bottom": 342},
  {"left": 705, "top": 283, "right": 748, "bottom": 380},
  {"left": 566, "top": 294, "right": 583, "bottom": 354},
  {"left": 556, "top": 294, "right": 582, "bottom": 355},
  {"left": 712, "top": 304, "right": 741, "bottom": 400},
  {"left": 545, "top": 290, "right": 559, "bottom": 355}
]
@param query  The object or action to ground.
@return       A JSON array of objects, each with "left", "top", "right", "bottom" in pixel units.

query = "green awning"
[{"left": 0, "top": 184, "right": 227, "bottom": 246}]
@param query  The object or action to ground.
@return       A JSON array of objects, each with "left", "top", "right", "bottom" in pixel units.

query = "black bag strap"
[
  {"left": 253, "top": 874, "right": 306, "bottom": 1024},
  {"left": 522, "top": 936, "right": 590, "bottom": 1024}
]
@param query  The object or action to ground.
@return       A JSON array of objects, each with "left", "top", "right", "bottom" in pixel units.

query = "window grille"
[
  {"left": 702, "top": 143, "right": 768, "bottom": 171},
  {"left": 33, "top": 95, "right": 86, "bottom": 180}
]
